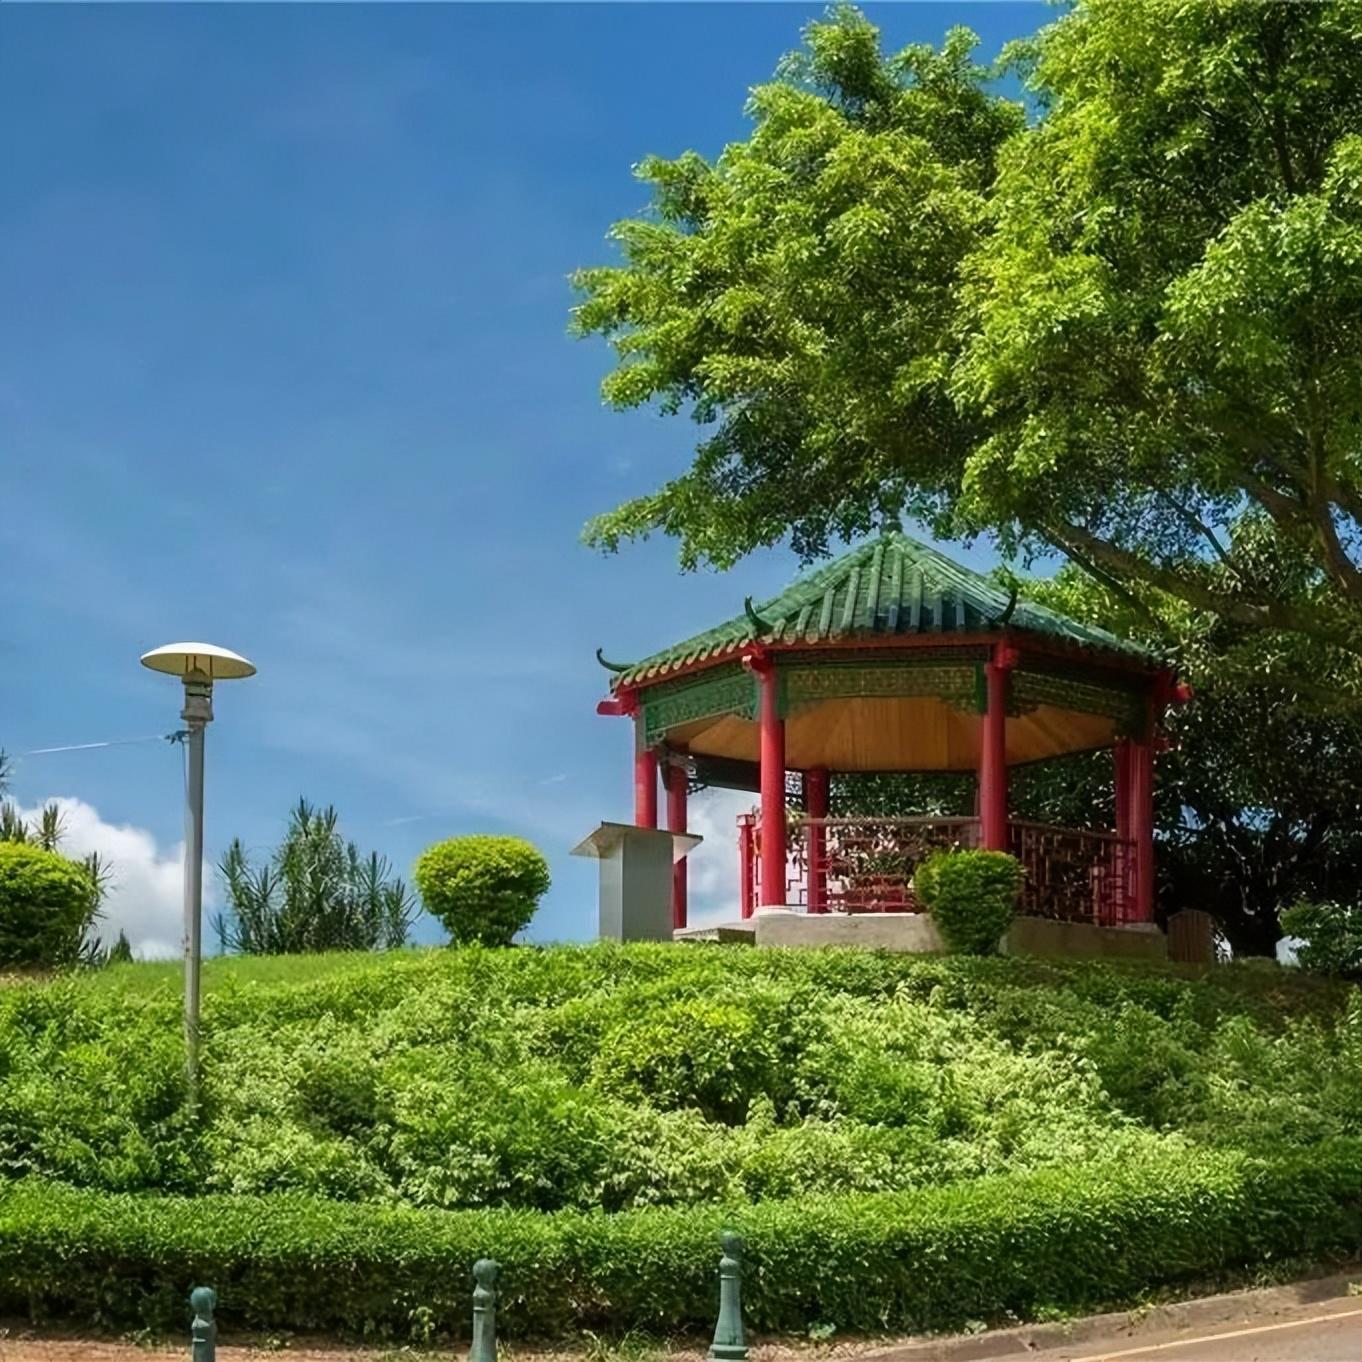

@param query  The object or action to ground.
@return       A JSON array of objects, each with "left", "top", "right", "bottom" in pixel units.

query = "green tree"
[
  {"left": 105, "top": 930, "right": 135, "bottom": 965},
  {"left": 572, "top": 2, "right": 1362, "bottom": 701},
  {"left": 915, "top": 849, "right": 1023, "bottom": 955},
  {"left": 216, "top": 799, "right": 415, "bottom": 955}
]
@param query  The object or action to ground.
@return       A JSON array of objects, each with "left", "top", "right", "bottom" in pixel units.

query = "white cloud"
[
  {"left": 685, "top": 788, "right": 755, "bottom": 927},
  {"left": 11, "top": 797, "right": 200, "bottom": 960}
]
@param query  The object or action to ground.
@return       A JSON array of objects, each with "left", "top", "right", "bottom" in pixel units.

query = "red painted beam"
[
  {"left": 1130, "top": 732, "right": 1155, "bottom": 923},
  {"left": 1114, "top": 738, "right": 1133, "bottom": 923}
]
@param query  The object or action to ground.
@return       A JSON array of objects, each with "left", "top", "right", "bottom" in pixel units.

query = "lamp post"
[{"left": 140, "top": 642, "right": 256, "bottom": 1105}]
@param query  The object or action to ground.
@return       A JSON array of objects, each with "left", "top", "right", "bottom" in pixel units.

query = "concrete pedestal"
[{"left": 572, "top": 822, "right": 701, "bottom": 943}]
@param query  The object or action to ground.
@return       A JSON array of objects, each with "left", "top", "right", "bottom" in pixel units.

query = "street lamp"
[{"left": 140, "top": 642, "right": 256, "bottom": 1104}]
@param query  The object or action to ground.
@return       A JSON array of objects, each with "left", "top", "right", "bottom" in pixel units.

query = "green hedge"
[{"left": 1, "top": 1139, "right": 1356, "bottom": 1341}]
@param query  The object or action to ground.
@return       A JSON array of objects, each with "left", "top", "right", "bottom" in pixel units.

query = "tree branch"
[
  {"left": 1050, "top": 520, "right": 1269, "bottom": 622},
  {"left": 1038, "top": 530, "right": 1167, "bottom": 634},
  {"left": 1310, "top": 499, "right": 1362, "bottom": 603},
  {"left": 1154, "top": 489, "right": 1238, "bottom": 575},
  {"left": 1324, "top": 477, "right": 1362, "bottom": 531},
  {"left": 1048, "top": 517, "right": 1362, "bottom": 655},
  {"left": 1235, "top": 470, "right": 1308, "bottom": 530}
]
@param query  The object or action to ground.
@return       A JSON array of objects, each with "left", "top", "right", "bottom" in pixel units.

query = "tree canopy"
[{"left": 572, "top": 1, "right": 1362, "bottom": 703}]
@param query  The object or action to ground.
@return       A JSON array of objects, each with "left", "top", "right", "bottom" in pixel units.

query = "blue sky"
[{"left": 0, "top": 2, "right": 1048, "bottom": 951}]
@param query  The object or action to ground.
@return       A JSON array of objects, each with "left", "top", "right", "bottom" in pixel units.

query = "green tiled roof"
[{"left": 612, "top": 531, "right": 1157, "bottom": 687}]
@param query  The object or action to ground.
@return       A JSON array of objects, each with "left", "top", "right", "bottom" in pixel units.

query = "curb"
[{"left": 852, "top": 1268, "right": 1362, "bottom": 1362}]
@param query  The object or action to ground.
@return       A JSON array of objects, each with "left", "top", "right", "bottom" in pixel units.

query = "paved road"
[{"left": 997, "top": 1299, "right": 1361, "bottom": 1362}]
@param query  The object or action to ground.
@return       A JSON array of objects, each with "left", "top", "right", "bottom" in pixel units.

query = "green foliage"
[
  {"left": 0, "top": 800, "right": 111, "bottom": 968},
  {"left": 216, "top": 799, "right": 414, "bottom": 955},
  {"left": 1282, "top": 901, "right": 1362, "bottom": 979},
  {"left": 104, "top": 931, "right": 134, "bottom": 966},
  {"left": 0, "top": 1140, "right": 1355, "bottom": 1341},
  {"left": 573, "top": 2, "right": 1362, "bottom": 699},
  {"left": 0, "top": 842, "right": 98, "bottom": 970},
  {"left": 0, "top": 945, "right": 1355, "bottom": 1337},
  {"left": 0, "top": 946, "right": 1353, "bottom": 1205},
  {"left": 591, "top": 991, "right": 791, "bottom": 1125},
  {"left": 915, "top": 849, "right": 1022, "bottom": 955},
  {"left": 413, "top": 836, "right": 550, "bottom": 946}
]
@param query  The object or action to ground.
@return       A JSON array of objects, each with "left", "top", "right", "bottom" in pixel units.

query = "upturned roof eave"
[{"left": 602, "top": 531, "right": 1163, "bottom": 692}]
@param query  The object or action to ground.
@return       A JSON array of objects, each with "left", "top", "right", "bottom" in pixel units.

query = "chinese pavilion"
[{"left": 596, "top": 531, "right": 1187, "bottom": 933}]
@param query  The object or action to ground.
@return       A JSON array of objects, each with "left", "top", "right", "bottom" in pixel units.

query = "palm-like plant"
[{"left": 216, "top": 799, "right": 414, "bottom": 955}]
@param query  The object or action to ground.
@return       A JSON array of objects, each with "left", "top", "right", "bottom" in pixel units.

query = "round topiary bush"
[
  {"left": 914, "top": 848, "right": 1023, "bottom": 956},
  {"left": 0, "top": 841, "right": 97, "bottom": 969},
  {"left": 414, "top": 835, "right": 551, "bottom": 946}
]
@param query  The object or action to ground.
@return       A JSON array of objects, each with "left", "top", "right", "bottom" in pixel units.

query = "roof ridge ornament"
[
  {"left": 744, "top": 597, "right": 775, "bottom": 636},
  {"left": 995, "top": 580, "right": 1019, "bottom": 626},
  {"left": 595, "top": 648, "right": 631, "bottom": 673}
]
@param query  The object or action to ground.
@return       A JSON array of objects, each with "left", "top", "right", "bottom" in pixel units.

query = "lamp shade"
[{"left": 140, "top": 642, "right": 256, "bottom": 680}]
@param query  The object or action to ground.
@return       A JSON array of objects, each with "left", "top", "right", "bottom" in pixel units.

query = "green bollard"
[
  {"left": 470, "top": 1258, "right": 499, "bottom": 1362},
  {"left": 189, "top": 1286, "right": 217, "bottom": 1362},
  {"left": 708, "top": 1231, "right": 748, "bottom": 1361}
]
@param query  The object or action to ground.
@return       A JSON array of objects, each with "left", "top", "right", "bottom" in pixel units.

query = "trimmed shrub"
[
  {"left": 915, "top": 849, "right": 1023, "bottom": 955},
  {"left": 414, "top": 836, "right": 550, "bottom": 946},
  {"left": 1281, "top": 900, "right": 1362, "bottom": 978},
  {"left": 0, "top": 1140, "right": 1356, "bottom": 1340},
  {"left": 0, "top": 842, "right": 96, "bottom": 969}
]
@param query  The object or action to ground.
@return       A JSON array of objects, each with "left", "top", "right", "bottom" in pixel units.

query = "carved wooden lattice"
[
  {"left": 1007, "top": 820, "right": 1132, "bottom": 926},
  {"left": 753, "top": 815, "right": 980, "bottom": 913}
]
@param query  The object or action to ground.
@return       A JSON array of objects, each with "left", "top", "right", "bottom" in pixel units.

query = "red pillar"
[
  {"left": 665, "top": 754, "right": 688, "bottom": 930},
  {"left": 634, "top": 721, "right": 658, "bottom": 828},
  {"left": 1114, "top": 739, "right": 1133, "bottom": 923},
  {"left": 1114, "top": 740, "right": 1132, "bottom": 841},
  {"left": 979, "top": 646, "right": 1015, "bottom": 851},
  {"left": 738, "top": 815, "right": 756, "bottom": 919},
  {"left": 756, "top": 661, "right": 787, "bottom": 907},
  {"left": 1130, "top": 713, "right": 1156, "bottom": 924},
  {"left": 804, "top": 766, "right": 829, "bottom": 913}
]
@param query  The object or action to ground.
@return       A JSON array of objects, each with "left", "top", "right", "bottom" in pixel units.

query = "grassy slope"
[{"left": 0, "top": 944, "right": 1356, "bottom": 1338}]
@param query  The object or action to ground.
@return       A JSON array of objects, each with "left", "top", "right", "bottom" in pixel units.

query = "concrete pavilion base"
[
  {"left": 739, "top": 909, "right": 1166, "bottom": 961},
  {"left": 756, "top": 909, "right": 948, "bottom": 953},
  {"left": 1005, "top": 915, "right": 1167, "bottom": 961}
]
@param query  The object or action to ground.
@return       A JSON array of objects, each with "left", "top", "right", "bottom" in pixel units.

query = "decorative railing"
[
  {"left": 739, "top": 813, "right": 1132, "bottom": 926},
  {"left": 1006, "top": 820, "right": 1132, "bottom": 927}
]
